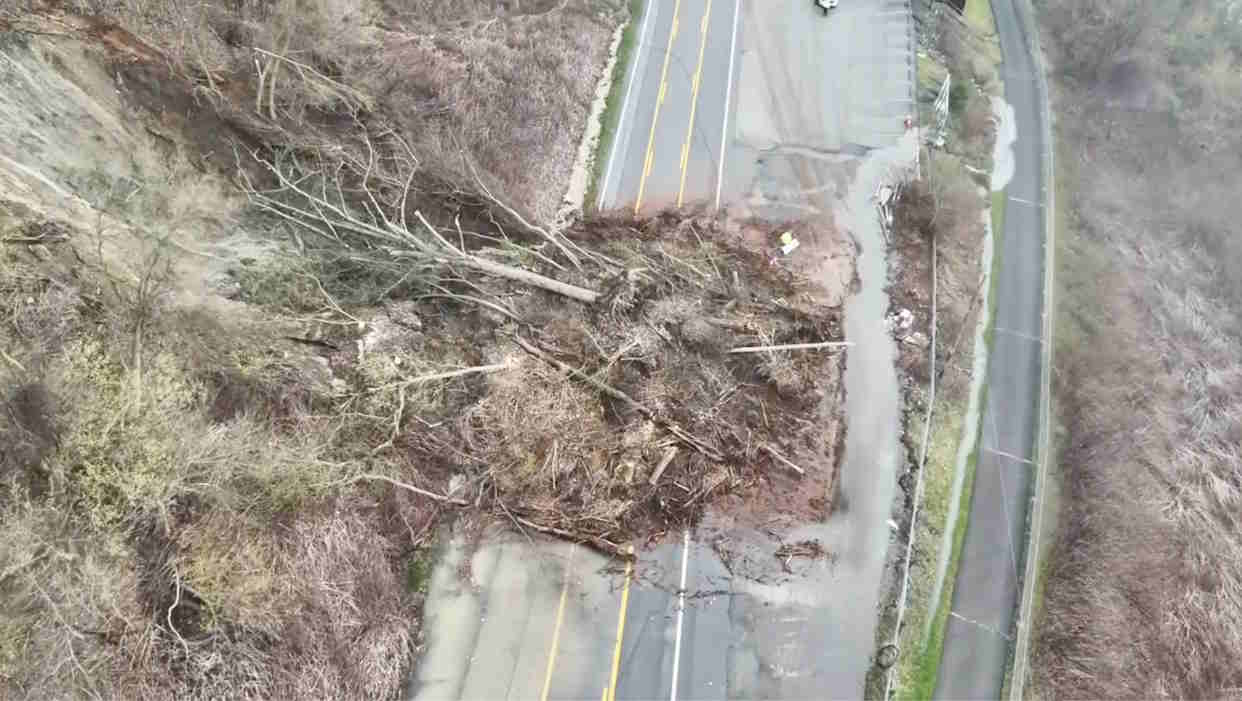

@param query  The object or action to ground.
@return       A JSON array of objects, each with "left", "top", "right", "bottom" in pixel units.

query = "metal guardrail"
[{"left": 1006, "top": 0, "right": 1056, "bottom": 696}]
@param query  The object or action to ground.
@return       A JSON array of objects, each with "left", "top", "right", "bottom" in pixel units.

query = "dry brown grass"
[
  {"left": 33, "top": 0, "right": 620, "bottom": 221},
  {"left": 0, "top": 236, "right": 421, "bottom": 700},
  {"left": 1032, "top": 0, "right": 1242, "bottom": 697},
  {"left": 0, "top": 3, "right": 836, "bottom": 698}
]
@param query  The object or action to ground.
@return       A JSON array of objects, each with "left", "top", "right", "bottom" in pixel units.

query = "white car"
[{"left": 814, "top": 0, "right": 839, "bottom": 13}]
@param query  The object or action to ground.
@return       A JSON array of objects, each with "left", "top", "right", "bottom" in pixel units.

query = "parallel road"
[{"left": 933, "top": 0, "right": 1049, "bottom": 697}]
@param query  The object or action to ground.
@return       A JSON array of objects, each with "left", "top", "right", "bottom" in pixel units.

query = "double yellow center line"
[
  {"left": 539, "top": 545, "right": 576, "bottom": 701},
  {"left": 677, "top": 0, "right": 713, "bottom": 208},
  {"left": 539, "top": 545, "right": 635, "bottom": 701},
  {"left": 634, "top": 0, "right": 714, "bottom": 213},
  {"left": 603, "top": 550, "right": 635, "bottom": 701}
]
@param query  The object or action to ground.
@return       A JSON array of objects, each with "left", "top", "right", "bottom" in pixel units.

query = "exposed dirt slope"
[{"left": 0, "top": 5, "right": 851, "bottom": 699}]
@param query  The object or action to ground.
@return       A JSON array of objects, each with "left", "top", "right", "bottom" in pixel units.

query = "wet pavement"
[
  {"left": 934, "top": 0, "right": 1046, "bottom": 697},
  {"left": 597, "top": 0, "right": 740, "bottom": 212},
  {"left": 409, "top": 0, "right": 918, "bottom": 698}
]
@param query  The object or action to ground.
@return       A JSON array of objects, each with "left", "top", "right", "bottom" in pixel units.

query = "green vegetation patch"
[
  {"left": 908, "top": 392, "right": 985, "bottom": 700},
  {"left": 893, "top": 401, "right": 968, "bottom": 698},
  {"left": 965, "top": 0, "right": 999, "bottom": 38},
  {"left": 585, "top": 0, "right": 646, "bottom": 211}
]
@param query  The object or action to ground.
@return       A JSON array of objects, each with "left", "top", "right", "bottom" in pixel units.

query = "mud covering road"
[{"left": 409, "top": 0, "right": 917, "bottom": 698}]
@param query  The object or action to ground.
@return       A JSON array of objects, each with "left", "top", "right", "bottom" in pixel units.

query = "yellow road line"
[
  {"left": 634, "top": 0, "right": 683, "bottom": 214},
  {"left": 539, "top": 544, "right": 576, "bottom": 701},
  {"left": 677, "top": 0, "right": 713, "bottom": 207},
  {"left": 604, "top": 547, "right": 635, "bottom": 701}
]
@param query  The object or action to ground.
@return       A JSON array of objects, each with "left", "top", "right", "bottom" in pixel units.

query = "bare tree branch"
[{"left": 729, "top": 341, "right": 853, "bottom": 354}]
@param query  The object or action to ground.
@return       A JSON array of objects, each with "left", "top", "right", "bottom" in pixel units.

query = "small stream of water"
[{"left": 764, "top": 130, "right": 918, "bottom": 694}]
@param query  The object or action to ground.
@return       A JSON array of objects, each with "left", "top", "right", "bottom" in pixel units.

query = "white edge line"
[
  {"left": 597, "top": 0, "right": 656, "bottom": 211},
  {"left": 713, "top": 0, "right": 741, "bottom": 211},
  {"left": 669, "top": 529, "right": 691, "bottom": 701},
  {"left": 1011, "top": 0, "right": 1056, "bottom": 695}
]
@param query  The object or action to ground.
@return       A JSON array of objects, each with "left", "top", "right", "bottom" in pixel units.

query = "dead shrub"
[
  {"left": 0, "top": 382, "right": 57, "bottom": 496},
  {"left": 960, "top": 92, "right": 993, "bottom": 151},
  {"left": 1042, "top": 0, "right": 1157, "bottom": 85},
  {"left": 1032, "top": 2, "right": 1242, "bottom": 696},
  {"left": 476, "top": 353, "right": 612, "bottom": 500},
  {"left": 72, "top": 0, "right": 617, "bottom": 219},
  {"left": 678, "top": 315, "right": 728, "bottom": 354},
  {"left": 0, "top": 256, "right": 82, "bottom": 358},
  {"left": 0, "top": 500, "right": 145, "bottom": 700}
]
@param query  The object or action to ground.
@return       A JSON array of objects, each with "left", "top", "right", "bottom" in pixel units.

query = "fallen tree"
[{"left": 230, "top": 131, "right": 848, "bottom": 551}]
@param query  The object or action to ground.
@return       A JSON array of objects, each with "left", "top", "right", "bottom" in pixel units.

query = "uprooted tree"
[{"left": 233, "top": 130, "right": 848, "bottom": 555}]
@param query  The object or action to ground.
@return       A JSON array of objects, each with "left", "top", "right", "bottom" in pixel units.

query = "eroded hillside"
[{"left": 0, "top": 2, "right": 854, "bottom": 698}]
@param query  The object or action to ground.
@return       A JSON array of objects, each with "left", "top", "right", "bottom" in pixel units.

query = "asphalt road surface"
[
  {"left": 411, "top": 1, "right": 916, "bottom": 699},
  {"left": 933, "top": 0, "right": 1047, "bottom": 698},
  {"left": 596, "top": 0, "right": 739, "bottom": 212}
]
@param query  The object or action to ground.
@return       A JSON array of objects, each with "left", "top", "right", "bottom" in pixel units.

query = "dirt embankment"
[{"left": 0, "top": 4, "right": 852, "bottom": 699}]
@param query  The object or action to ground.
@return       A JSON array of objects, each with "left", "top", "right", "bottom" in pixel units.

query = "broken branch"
[
  {"left": 344, "top": 474, "right": 471, "bottom": 506},
  {"left": 729, "top": 341, "right": 853, "bottom": 354},
  {"left": 512, "top": 335, "right": 646, "bottom": 413},
  {"left": 0, "top": 347, "right": 25, "bottom": 372},
  {"left": 461, "top": 151, "right": 583, "bottom": 268},
  {"left": 369, "top": 363, "right": 511, "bottom": 393},
  {"left": 512, "top": 514, "right": 629, "bottom": 560},
  {"left": 648, "top": 447, "right": 679, "bottom": 486},
  {"left": 762, "top": 444, "right": 806, "bottom": 477},
  {"left": 513, "top": 335, "right": 724, "bottom": 461},
  {"left": 413, "top": 211, "right": 599, "bottom": 303}
]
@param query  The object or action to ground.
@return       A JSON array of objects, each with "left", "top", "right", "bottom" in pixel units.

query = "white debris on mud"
[{"left": 990, "top": 97, "right": 1018, "bottom": 191}]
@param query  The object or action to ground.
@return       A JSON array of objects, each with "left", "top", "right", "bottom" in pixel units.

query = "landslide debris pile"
[
  {"left": 0, "top": 5, "right": 848, "bottom": 700},
  {"left": 235, "top": 158, "right": 848, "bottom": 552},
  {"left": 221, "top": 102, "right": 848, "bottom": 553}
]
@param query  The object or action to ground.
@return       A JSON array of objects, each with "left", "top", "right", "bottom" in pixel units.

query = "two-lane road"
[
  {"left": 411, "top": 1, "right": 919, "bottom": 699},
  {"left": 598, "top": 0, "right": 739, "bottom": 212}
]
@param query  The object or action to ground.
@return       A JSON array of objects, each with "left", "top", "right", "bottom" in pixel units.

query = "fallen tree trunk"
[
  {"left": 413, "top": 211, "right": 600, "bottom": 304},
  {"left": 345, "top": 474, "right": 471, "bottom": 506},
  {"left": 335, "top": 475, "right": 631, "bottom": 558},
  {"left": 729, "top": 341, "right": 853, "bottom": 354},
  {"left": 512, "top": 515, "right": 630, "bottom": 560},
  {"left": 648, "top": 447, "right": 679, "bottom": 486},
  {"left": 456, "top": 254, "right": 599, "bottom": 304}
]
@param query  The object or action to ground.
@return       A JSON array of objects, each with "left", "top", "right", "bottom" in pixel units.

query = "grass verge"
[
  {"left": 903, "top": 183, "right": 1004, "bottom": 699},
  {"left": 893, "top": 400, "right": 966, "bottom": 698},
  {"left": 965, "top": 0, "right": 999, "bottom": 38},
  {"left": 991, "top": 189, "right": 1007, "bottom": 239},
  {"left": 584, "top": 0, "right": 645, "bottom": 211},
  {"left": 908, "top": 393, "right": 985, "bottom": 700},
  {"left": 983, "top": 190, "right": 1005, "bottom": 349}
]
